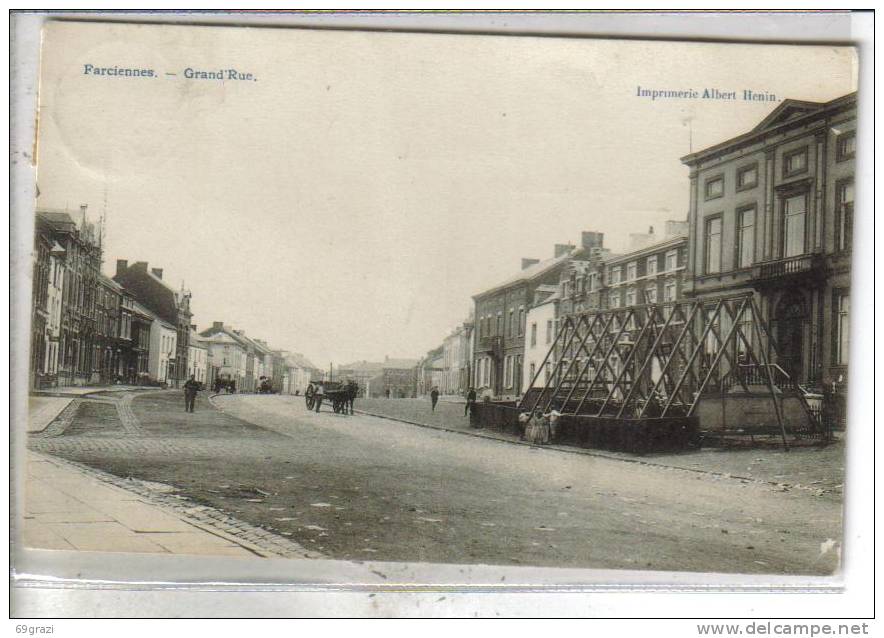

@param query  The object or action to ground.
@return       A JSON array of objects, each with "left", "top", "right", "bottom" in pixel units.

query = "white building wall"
[
  {"left": 523, "top": 301, "right": 557, "bottom": 390},
  {"left": 149, "top": 323, "right": 177, "bottom": 382}
]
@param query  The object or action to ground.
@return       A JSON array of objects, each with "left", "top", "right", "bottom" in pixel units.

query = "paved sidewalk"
[
  {"left": 27, "top": 396, "right": 74, "bottom": 433},
  {"left": 23, "top": 451, "right": 262, "bottom": 556}
]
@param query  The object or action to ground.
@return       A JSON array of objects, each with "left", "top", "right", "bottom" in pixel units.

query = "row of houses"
[
  {"left": 421, "top": 92, "right": 855, "bottom": 401},
  {"left": 29, "top": 208, "right": 319, "bottom": 393}
]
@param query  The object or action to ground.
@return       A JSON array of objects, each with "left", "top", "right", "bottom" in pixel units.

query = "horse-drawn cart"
[{"left": 305, "top": 381, "right": 357, "bottom": 414}]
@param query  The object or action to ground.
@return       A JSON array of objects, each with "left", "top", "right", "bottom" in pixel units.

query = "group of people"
[
  {"left": 212, "top": 378, "right": 236, "bottom": 394},
  {"left": 518, "top": 409, "right": 562, "bottom": 445}
]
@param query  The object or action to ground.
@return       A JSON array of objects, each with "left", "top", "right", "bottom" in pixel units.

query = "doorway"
[{"left": 774, "top": 291, "right": 806, "bottom": 382}]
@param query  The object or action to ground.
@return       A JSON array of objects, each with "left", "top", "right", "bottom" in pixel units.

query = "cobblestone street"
[{"left": 28, "top": 389, "right": 843, "bottom": 574}]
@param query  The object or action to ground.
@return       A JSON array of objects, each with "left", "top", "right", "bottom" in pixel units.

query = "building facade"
[
  {"left": 473, "top": 231, "right": 604, "bottom": 399},
  {"left": 188, "top": 328, "right": 209, "bottom": 384},
  {"left": 440, "top": 319, "right": 474, "bottom": 395},
  {"left": 199, "top": 322, "right": 249, "bottom": 390},
  {"left": 114, "top": 260, "right": 192, "bottom": 388},
  {"left": 682, "top": 92, "right": 856, "bottom": 390}
]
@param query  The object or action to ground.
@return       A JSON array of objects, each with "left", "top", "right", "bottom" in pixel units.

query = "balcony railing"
[{"left": 751, "top": 253, "right": 823, "bottom": 283}]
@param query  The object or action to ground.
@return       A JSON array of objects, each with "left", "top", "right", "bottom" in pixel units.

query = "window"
[
  {"left": 783, "top": 147, "right": 808, "bottom": 177},
  {"left": 609, "top": 291, "right": 621, "bottom": 309},
  {"left": 835, "top": 292, "right": 849, "bottom": 365},
  {"left": 626, "top": 262, "right": 637, "bottom": 281},
  {"left": 530, "top": 322, "right": 537, "bottom": 347},
  {"left": 529, "top": 363, "right": 536, "bottom": 385},
  {"left": 496, "top": 313, "right": 502, "bottom": 336},
  {"left": 546, "top": 320, "right": 553, "bottom": 344},
  {"left": 519, "top": 308, "right": 525, "bottom": 335},
  {"left": 645, "top": 286, "right": 658, "bottom": 304},
  {"left": 609, "top": 265, "right": 621, "bottom": 284},
  {"left": 705, "top": 176, "right": 724, "bottom": 200},
  {"left": 664, "top": 280, "right": 676, "bottom": 302},
  {"left": 736, "top": 163, "right": 758, "bottom": 190},
  {"left": 646, "top": 256, "right": 657, "bottom": 276},
  {"left": 665, "top": 249, "right": 678, "bottom": 271},
  {"left": 509, "top": 309, "right": 515, "bottom": 336},
  {"left": 704, "top": 216, "right": 722, "bottom": 274},
  {"left": 625, "top": 287, "right": 637, "bottom": 307},
  {"left": 783, "top": 193, "right": 807, "bottom": 258},
  {"left": 836, "top": 180, "right": 854, "bottom": 252},
  {"left": 737, "top": 206, "right": 756, "bottom": 268},
  {"left": 544, "top": 362, "right": 551, "bottom": 384},
  {"left": 836, "top": 131, "right": 856, "bottom": 162}
]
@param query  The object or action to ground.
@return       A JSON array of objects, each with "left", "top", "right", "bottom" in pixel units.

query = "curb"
[
  {"left": 210, "top": 395, "right": 841, "bottom": 495},
  {"left": 351, "top": 410, "right": 837, "bottom": 495}
]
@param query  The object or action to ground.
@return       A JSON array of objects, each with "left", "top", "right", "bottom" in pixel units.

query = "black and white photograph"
[{"left": 10, "top": 11, "right": 873, "bottom": 620}]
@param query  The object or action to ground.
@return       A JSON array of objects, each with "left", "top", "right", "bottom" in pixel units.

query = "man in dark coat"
[
  {"left": 465, "top": 387, "right": 477, "bottom": 417},
  {"left": 184, "top": 374, "right": 200, "bottom": 413},
  {"left": 430, "top": 387, "right": 440, "bottom": 412}
]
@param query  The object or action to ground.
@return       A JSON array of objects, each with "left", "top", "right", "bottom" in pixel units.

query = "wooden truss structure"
[{"left": 518, "top": 293, "right": 792, "bottom": 448}]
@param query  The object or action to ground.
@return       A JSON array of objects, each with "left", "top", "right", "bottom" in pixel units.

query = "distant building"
[
  {"left": 367, "top": 357, "right": 420, "bottom": 398},
  {"left": 441, "top": 318, "right": 474, "bottom": 395},
  {"left": 417, "top": 347, "right": 444, "bottom": 396},
  {"left": 336, "top": 360, "right": 385, "bottom": 397},
  {"left": 199, "top": 321, "right": 249, "bottom": 390},
  {"left": 187, "top": 326, "right": 209, "bottom": 384},
  {"left": 682, "top": 92, "right": 856, "bottom": 390},
  {"left": 282, "top": 352, "right": 317, "bottom": 395}
]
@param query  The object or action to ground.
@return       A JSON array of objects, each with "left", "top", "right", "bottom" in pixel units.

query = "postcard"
[{"left": 18, "top": 17, "right": 860, "bottom": 599}]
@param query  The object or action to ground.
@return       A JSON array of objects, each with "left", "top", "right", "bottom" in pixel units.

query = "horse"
[{"left": 344, "top": 381, "right": 359, "bottom": 415}]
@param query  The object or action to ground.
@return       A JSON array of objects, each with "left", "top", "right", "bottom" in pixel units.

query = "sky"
[{"left": 34, "top": 21, "right": 857, "bottom": 366}]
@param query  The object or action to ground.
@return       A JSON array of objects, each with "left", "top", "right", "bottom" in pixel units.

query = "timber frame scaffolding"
[{"left": 518, "top": 293, "right": 826, "bottom": 450}]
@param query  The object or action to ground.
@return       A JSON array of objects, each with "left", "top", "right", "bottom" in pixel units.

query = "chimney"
[
  {"left": 554, "top": 243, "right": 575, "bottom": 258},
  {"left": 581, "top": 231, "right": 604, "bottom": 250},
  {"left": 151, "top": 267, "right": 164, "bottom": 279},
  {"left": 133, "top": 261, "right": 148, "bottom": 272},
  {"left": 115, "top": 259, "right": 128, "bottom": 277},
  {"left": 521, "top": 258, "right": 540, "bottom": 270},
  {"left": 212, "top": 321, "right": 224, "bottom": 330}
]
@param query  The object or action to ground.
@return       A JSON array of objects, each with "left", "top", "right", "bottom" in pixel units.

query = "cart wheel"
[{"left": 305, "top": 384, "right": 315, "bottom": 410}]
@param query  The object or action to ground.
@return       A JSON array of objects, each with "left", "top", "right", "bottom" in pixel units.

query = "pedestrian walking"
[
  {"left": 314, "top": 382, "right": 325, "bottom": 413},
  {"left": 385, "top": 388, "right": 390, "bottom": 399},
  {"left": 184, "top": 374, "right": 200, "bottom": 413},
  {"left": 464, "top": 387, "right": 477, "bottom": 417},
  {"left": 430, "top": 387, "right": 439, "bottom": 412}
]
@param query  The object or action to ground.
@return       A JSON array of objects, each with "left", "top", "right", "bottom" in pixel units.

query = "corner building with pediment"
[{"left": 682, "top": 92, "right": 856, "bottom": 393}]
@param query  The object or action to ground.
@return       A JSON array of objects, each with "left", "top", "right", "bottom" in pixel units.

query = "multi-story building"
[
  {"left": 37, "top": 208, "right": 104, "bottom": 387},
  {"left": 138, "top": 301, "right": 177, "bottom": 384},
  {"left": 441, "top": 318, "right": 474, "bottom": 395},
  {"left": 472, "top": 231, "right": 604, "bottom": 399},
  {"left": 113, "top": 260, "right": 192, "bottom": 388},
  {"left": 30, "top": 214, "right": 54, "bottom": 388},
  {"left": 601, "top": 224, "right": 688, "bottom": 312},
  {"left": 522, "top": 285, "right": 559, "bottom": 391},
  {"left": 199, "top": 321, "right": 249, "bottom": 390},
  {"left": 96, "top": 274, "right": 123, "bottom": 383},
  {"left": 682, "top": 92, "right": 856, "bottom": 390}
]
